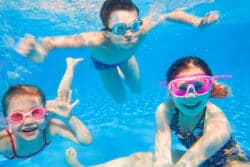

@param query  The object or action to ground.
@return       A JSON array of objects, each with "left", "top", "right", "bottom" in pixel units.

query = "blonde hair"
[{"left": 2, "top": 84, "right": 46, "bottom": 116}]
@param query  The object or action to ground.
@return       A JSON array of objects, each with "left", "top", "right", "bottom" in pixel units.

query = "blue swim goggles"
[{"left": 104, "top": 19, "right": 143, "bottom": 35}]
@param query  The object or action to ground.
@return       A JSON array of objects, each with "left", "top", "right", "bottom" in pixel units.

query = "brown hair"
[
  {"left": 100, "top": 0, "right": 139, "bottom": 28},
  {"left": 2, "top": 84, "right": 46, "bottom": 116},
  {"left": 166, "top": 56, "right": 231, "bottom": 98}
]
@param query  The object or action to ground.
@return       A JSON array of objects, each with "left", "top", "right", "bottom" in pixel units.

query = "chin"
[
  {"left": 180, "top": 101, "right": 204, "bottom": 116},
  {"left": 19, "top": 128, "right": 40, "bottom": 141},
  {"left": 121, "top": 41, "right": 136, "bottom": 48}
]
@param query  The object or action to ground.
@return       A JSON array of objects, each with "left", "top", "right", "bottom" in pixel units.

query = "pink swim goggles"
[
  {"left": 161, "top": 74, "right": 232, "bottom": 97},
  {"left": 8, "top": 107, "right": 48, "bottom": 124}
]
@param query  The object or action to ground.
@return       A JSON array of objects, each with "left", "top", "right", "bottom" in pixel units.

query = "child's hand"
[
  {"left": 46, "top": 90, "right": 79, "bottom": 118},
  {"left": 65, "top": 147, "right": 83, "bottom": 167},
  {"left": 174, "top": 161, "right": 191, "bottom": 167},
  {"left": 15, "top": 34, "right": 47, "bottom": 63},
  {"left": 200, "top": 11, "right": 219, "bottom": 26}
]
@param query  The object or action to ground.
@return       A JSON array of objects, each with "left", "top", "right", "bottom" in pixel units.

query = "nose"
[
  {"left": 22, "top": 117, "right": 35, "bottom": 126},
  {"left": 185, "top": 85, "right": 196, "bottom": 97},
  {"left": 124, "top": 28, "right": 133, "bottom": 36}
]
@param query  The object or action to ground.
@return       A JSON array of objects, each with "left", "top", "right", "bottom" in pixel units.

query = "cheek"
[
  {"left": 8, "top": 124, "right": 21, "bottom": 134},
  {"left": 173, "top": 98, "right": 184, "bottom": 109},
  {"left": 197, "top": 93, "right": 210, "bottom": 104},
  {"left": 38, "top": 118, "right": 48, "bottom": 129}
]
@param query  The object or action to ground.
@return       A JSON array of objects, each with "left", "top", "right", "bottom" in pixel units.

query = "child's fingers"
[
  {"left": 67, "top": 90, "right": 72, "bottom": 103},
  {"left": 58, "top": 90, "right": 63, "bottom": 101},
  {"left": 71, "top": 99, "right": 80, "bottom": 108},
  {"left": 16, "top": 34, "right": 36, "bottom": 55}
]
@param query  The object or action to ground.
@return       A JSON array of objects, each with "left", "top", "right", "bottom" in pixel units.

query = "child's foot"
[
  {"left": 200, "top": 11, "right": 219, "bottom": 26},
  {"left": 66, "top": 57, "right": 84, "bottom": 68},
  {"left": 65, "top": 147, "right": 83, "bottom": 167}
]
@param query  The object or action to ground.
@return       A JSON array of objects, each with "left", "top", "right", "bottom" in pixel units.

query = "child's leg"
[
  {"left": 57, "top": 57, "right": 83, "bottom": 96},
  {"left": 98, "top": 68, "right": 127, "bottom": 103},
  {"left": 93, "top": 152, "right": 153, "bottom": 167},
  {"left": 119, "top": 56, "right": 142, "bottom": 94},
  {"left": 65, "top": 148, "right": 152, "bottom": 167}
]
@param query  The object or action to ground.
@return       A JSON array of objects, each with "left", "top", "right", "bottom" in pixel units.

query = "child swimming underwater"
[
  {"left": 65, "top": 56, "right": 250, "bottom": 167},
  {"left": 153, "top": 56, "right": 250, "bottom": 167},
  {"left": 16, "top": 0, "right": 219, "bottom": 103},
  {"left": 0, "top": 57, "right": 92, "bottom": 159}
]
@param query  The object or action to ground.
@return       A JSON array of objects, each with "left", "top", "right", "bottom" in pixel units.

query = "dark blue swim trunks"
[{"left": 91, "top": 56, "right": 120, "bottom": 70}]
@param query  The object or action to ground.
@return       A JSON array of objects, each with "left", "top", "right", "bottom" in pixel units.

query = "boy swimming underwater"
[{"left": 16, "top": 0, "right": 219, "bottom": 103}]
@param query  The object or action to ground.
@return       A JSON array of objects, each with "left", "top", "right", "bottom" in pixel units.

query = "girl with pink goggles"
[{"left": 162, "top": 74, "right": 232, "bottom": 97}]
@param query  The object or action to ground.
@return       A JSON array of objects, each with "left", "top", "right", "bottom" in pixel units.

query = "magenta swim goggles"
[{"left": 161, "top": 74, "right": 232, "bottom": 97}]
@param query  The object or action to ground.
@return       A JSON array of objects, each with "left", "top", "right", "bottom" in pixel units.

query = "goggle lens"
[
  {"left": 31, "top": 108, "right": 45, "bottom": 119},
  {"left": 130, "top": 20, "right": 142, "bottom": 32},
  {"left": 10, "top": 112, "right": 24, "bottom": 124},
  {"left": 111, "top": 23, "right": 127, "bottom": 35}
]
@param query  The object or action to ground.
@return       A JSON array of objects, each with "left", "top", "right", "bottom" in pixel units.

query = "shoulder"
[
  {"left": 156, "top": 101, "right": 175, "bottom": 125},
  {"left": 0, "top": 130, "right": 12, "bottom": 153},
  {"left": 206, "top": 102, "right": 225, "bottom": 118},
  {"left": 79, "top": 31, "right": 106, "bottom": 46},
  {"left": 141, "top": 16, "right": 153, "bottom": 33},
  {"left": 205, "top": 102, "right": 231, "bottom": 131}
]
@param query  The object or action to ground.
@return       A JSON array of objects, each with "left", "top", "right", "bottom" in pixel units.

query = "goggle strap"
[
  {"left": 160, "top": 74, "right": 232, "bottom": 86},
  {"left": 213, "top": 75, "right": 232, "bottom": 79}
]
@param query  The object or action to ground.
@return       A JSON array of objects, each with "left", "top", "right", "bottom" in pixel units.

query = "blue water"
[{"left": 0, "top": 0, "right": 250, "bottom": 166}]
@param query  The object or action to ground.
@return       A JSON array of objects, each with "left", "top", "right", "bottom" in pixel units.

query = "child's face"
[
  {"left": 172, "top": 66, "right": 210, "bottom": 116},
  {"left": 6, "top": 95, "right": 47, "bottom": 141},
  {"left": 106, "top": 9, "right": 141, "bottom": 47}
]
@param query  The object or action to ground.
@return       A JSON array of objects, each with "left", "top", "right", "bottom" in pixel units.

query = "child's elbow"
[{"left": 79, "top": 134, "right": 92, "bottom": 145}]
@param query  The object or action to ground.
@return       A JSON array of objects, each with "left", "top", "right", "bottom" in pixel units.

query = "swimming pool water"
[{"left": 0, "top": 0, "right": 250, "bottom": 166}]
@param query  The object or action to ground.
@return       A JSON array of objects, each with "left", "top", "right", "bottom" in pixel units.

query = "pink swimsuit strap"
[{"left": 4, "top": 129, "right": 50, "bottom": 159}]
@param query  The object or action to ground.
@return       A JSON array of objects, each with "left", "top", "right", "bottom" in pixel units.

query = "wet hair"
[
  {"left": 166, "top": 56, "right": 230, "bottom": 98},
  {"left": 100, "top": 0, "right": 139, "bottom": 28},
  {"left": 1, "top": 84, "right": 46, "bottom": 117}
]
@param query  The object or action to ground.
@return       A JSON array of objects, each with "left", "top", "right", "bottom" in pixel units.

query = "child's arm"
[
  {"left": 141, "top": 10, "right": 219, "bottom": 32},
  {"left": 15, "top": 32, "right": 104, "bottom": 63},
  {"left": 153, "top": 103, "right": 174, "bottom": 167},
  {"left": 47, "top": 91, "right": 92, "bottom": 145},
  {"left": 174, "top": 103, "right": 231, "bottom": 167},
  {"left": 0, "top": 130, "right": 11, "bottom": 155}
]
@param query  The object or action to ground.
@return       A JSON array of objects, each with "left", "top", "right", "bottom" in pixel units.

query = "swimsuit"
[
  {"left": 91, "top": 56, "right": 119, "bottom": 70},
  {"left": 170, "top": 108, "right": 250, "bottom": 167},
  {"left": 4, "top": 129, "right": 50, "bottom": 159}
]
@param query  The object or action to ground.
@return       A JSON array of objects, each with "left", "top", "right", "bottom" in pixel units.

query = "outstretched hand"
[
  {"left": 15, "top": 34, "right": 47, "bottom": 63},
  {"left": 200, "top": 11, "right": 219, "bottom": 26},
  {"left": 46, "top": 90, "right": 79, "bottom": 118}
]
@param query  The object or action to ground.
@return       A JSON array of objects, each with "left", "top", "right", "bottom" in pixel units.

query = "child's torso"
[
  {"left": 90, "top": 35, "right": 145, "bottom": 65},
  {"left": 169, "top": 105, "right": 249, "bottom": 166},
  {"left": 3, "top": 129, "right": 50, "bottom": 159}
]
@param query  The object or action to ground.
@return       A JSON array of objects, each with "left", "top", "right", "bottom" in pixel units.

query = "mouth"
[
  {"left": 182, "top": 101, "right": 201, "bottom": 109},
  {"left": 21, "top": 127, "right": 39, "bottom": 133},
  {"left": 123, "top": 36, "right": 137, "bottom": 42}
]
